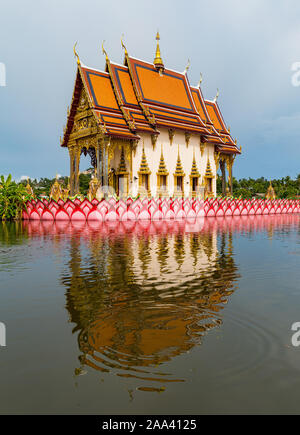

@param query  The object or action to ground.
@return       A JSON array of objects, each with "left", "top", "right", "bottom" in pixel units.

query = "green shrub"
[{"left": 0, "top": 175, "right": 31, "bottom": 221}]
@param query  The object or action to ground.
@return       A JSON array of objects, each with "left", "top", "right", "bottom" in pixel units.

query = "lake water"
[{"left": 1, "top": 215, "right": 300, "bottom": 414}]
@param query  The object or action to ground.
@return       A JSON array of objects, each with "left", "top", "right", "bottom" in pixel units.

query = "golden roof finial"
[
  {"left": 197, "top": 73, "right": 203, "bottom": 88},
  {"left": 213, "top": 88, "right": 219, "bottom": 103},
  {"left": 102, "top": 40, "right": 109, "bottom": 61},
  {"left": 121, "top": 34, "right": 128, "bottom": 57},
  {"left": 184, "top": 59, "right": 190, "bottom": 74},
  {"left": 73, "top": 42, "right": 80, "bottom": 65},
  {"left": 154, "top": 31, "right": 164, "bottom": 70}
]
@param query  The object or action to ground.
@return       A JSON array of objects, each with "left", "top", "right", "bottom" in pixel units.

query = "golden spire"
[
  {"left": 117, "top": 146, "right": 128, "bottom": 174},
  {"left": 139, "top": 143, "right": 151, "bottom": 174},
  {"left": 190, "top": 149, "right": 200, "bottom": 177},
  {"left": 174, "top": 146, "right": 185, "bottom": 176},
  {"left": 73, "top": 42, "right": 80, "bottom": 65},
  {"left": 157, "top": 145, "right": 168, "bottom": 175},
  {"left": 154, "top": 31, "right": 164, "bottom": 70},
  {"left": 205, "top": 159, "right": 213, "bottom": 177}
]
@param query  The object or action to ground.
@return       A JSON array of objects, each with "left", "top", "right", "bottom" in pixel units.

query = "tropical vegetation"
[
  {"left": 2, "top": 171, "right": 300, "bottom": 221},
  {"left": 0, "top": 175, "right": 31, "bottom": 220},
  {"left": 217, "top": 174, "right": 300, "bottom": 199}
]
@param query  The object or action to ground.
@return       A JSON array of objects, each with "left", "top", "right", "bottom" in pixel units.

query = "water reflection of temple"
[
  {"left": 59, "top": 220, "right": 240, "bottom": 383},
  {"left": 20, "top": 214, "right": 300, "bottom": 384}
]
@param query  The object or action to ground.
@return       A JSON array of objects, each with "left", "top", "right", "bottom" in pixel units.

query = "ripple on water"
[{"left": 204, "top": 308, "right": 283, "bottom": 384}]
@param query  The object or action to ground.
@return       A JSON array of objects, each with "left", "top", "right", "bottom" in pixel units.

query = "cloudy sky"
[{"left": 1, "top": 0, "right": 300, "bottom": 181}]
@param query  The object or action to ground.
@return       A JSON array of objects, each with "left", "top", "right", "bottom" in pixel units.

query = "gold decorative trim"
[
  {"left": 168, "top": 128, "right": 175, "bottom": 145},
  {"left": 214, "top": 151, "right": 220, "bottom": 171},
  {"left": 185, "top": 132, "right": 191, "bottom": 148},
  {"left": 138, "top": 144, "right": 151, "bottom": 175},
  {"left": 151, "top": 133, "right": 159, "bottom": 150},
  {"left": 204, "top": 158, "right": 214, "bottom": 179},
  {"left": 116, "top": 146, "right": 128, "bottom": 175},
  {"left": 200, "top": 137, "right": 205, "bottom": 157}
]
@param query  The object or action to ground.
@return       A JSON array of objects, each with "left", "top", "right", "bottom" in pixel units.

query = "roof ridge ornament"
[
  {"left": 184, "top": 59, "right": 190, "bottom": 75},
  {"left": 153, "top": 31, "right": 164, "bottom": 73},
  {"left": 121, "top": 34, "right": 128, "bottom": 57},
  {"left": 197, "top": 73, "right": 203, "bottom": 88},
  {"left": 73, "top": 42, "right": 80, "bottom": 65},
  {"left": 102, "top": 40, "right": 109, "bottom": 62},
  {"left": 213, "top": 88, "right": 219, "bottom": 103}
]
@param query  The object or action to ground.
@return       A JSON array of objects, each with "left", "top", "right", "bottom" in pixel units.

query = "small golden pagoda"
[
  {"left": 266, "top": 181, "right": 276, "bottom": 200},
  {"left": 138, "top": 145, "right": 151, "bottom": 196},
  {"left": 156, "top": 145, "right": 169, "bottom": 197},
  {"left": 190, "top": 150, "right": 200, "bottom": 197},
  {"left": 174, "top": 147, "right": 185, "bottom": 197},
  {"left": 204, "top": 159, "right": 214, "bottom": 198}
]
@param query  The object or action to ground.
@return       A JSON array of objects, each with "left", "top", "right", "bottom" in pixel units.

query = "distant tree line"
[{"left": 217, "top": 174, "right": 300, "bottom": 198}]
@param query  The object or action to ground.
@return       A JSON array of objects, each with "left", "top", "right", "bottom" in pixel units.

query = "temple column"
[
  {"left": 95, "top": 137, "right": 102, "bottom": 187},
  {"left": 104, "top": 138, "right": 111, "bottom": 188},
  {"left": 226, "top": 155, "right": 234, "bottom": 196},
  {"left": 68, "top": 144, "right": 76, "bottom": 196},
  {"left": 230, "top": 159, "right": 233, "bottom": 195},
  {"left": 74, "top": 144, "right": 81, "bottom": 195},
  {"left": 220, "top": 157, "right": 226, "bottom": 196},
  {"left": 104, "top": 146, "right": 108, "bottom": 187},
  {"left": 69, "top": 147, "right": 74, "bottom": 196}
]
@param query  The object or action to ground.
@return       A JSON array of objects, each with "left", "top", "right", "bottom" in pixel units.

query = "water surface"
[{"left": 1, "top": 215, "right": 300, "bottom": 414}]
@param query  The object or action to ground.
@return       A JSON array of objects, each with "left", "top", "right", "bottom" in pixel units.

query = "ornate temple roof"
[{"left": 61, "top": 37, "right": 241, "bottom": 155}]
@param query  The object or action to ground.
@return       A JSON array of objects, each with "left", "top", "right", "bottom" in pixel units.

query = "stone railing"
[{"left": 23, "top": 197, "right": 300, "bottom": 221}]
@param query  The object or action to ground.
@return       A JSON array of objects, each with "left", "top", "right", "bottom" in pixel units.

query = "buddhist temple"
[{"left": 61, "top": 34, "right": 241, "bottom": 198}]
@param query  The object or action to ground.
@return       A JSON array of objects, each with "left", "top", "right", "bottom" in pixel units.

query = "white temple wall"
[{"left": 130, "top": 128, "right": 217, "bottom": 197}]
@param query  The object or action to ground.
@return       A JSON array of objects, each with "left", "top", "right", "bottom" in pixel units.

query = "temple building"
[{"left": 61, "top": 33, "right": 241, "bottom": 198}]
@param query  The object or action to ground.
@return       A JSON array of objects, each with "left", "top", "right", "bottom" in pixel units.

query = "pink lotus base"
[{"left": 23, "top": 198, "right": 300, "bottom": 222}]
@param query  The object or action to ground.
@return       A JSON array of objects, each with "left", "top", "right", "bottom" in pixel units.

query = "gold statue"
[
  {"left": 87, "top": 170, "right": 99, "bottom": 201},
  {"left": 25, "top": 178, "right": 34, "bottom": 197},
  {"left": 50, "top": 175, "right": 62, "bottom": 202},
  {"left": 266, "top": 181, "right": 276, "bottom": 200}
]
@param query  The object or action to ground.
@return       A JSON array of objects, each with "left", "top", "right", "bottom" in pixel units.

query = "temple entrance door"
[
  {"left": 192, "top": 177, "right": 198, "bottom": 192},
  {"left": 142, "top": 174, "right": 149, "bottom": 192},
  {"left": 207, "top": 178, "right": 212, "bottom": 193},
  {"left": 205, "top": 177, "right": 213, "bottom": 197},
  {"left": 176, "top": 176, "right": 183, "bottom": 194},
  {"left": 118, "top": 176, "right": 126, "bottom": 197},
  {"left": 160, "top": 175, "right": 167, "bottom": 193}
]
